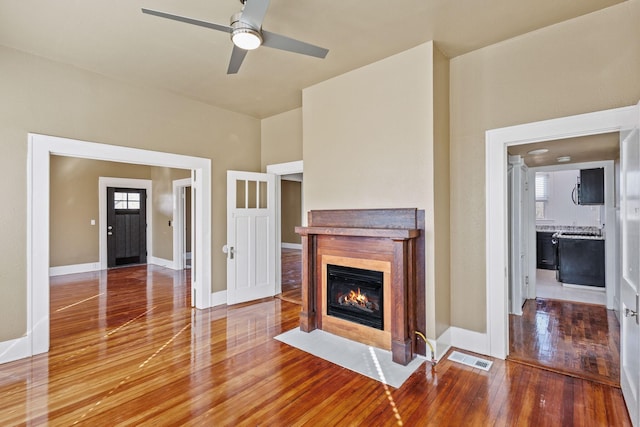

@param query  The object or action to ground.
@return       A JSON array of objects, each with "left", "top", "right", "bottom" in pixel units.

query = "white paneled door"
[
  {"left": 226, "top": 171, "right": 276, "bottom": 305},
  {"left": 620, "top": 104, "right": 640, "bottom": 427}
]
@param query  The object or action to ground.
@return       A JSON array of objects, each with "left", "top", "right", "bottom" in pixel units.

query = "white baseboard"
[
  {"left": 433, "top": 328, "right": 452, "bottom": 361},
  {"left": 211, "top": 290, "right": 227, "bottom": 307},
  {"left": 50, "top": 258, "right": 181, "bottom": 276},
  {"left": 148, "top": 256, "right": 176, "bottom": 270},
  {"left": 49, "top": 262, "right": 101, "bottom": 277},
  {"left": 448, "top": 326, "right": 490, "bottom": 357},
  {"left": 281, "top": 243, "right": 302, "bottom": 250},
  {"left": 0, "top": 336, "right": 31, "bottom": 365}
]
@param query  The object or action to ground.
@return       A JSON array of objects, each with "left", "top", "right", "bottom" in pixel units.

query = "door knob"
[
  {"left": 625, "top": 308, "right": 637, "bottom": 318},
  {"left": 107, "top": 225, "right": 113, "bottom": 230},
  {"left": 222, "top": 245, "right": 234, "bottom": 260},
  {"left": 107, "top": 231, "right": 113, "bottom": 236}
]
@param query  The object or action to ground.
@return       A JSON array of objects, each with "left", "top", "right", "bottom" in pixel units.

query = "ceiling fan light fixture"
[
  {"left": 527, "top": 148, "right": 549, "bottom": 155},
  {"left": 232, "top": 27, "right": 262, "bottom": 50}
]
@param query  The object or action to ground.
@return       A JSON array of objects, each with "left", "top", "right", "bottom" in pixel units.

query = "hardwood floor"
[
  {"left": 276, "top": 248, "right": 302, "bottom": 305},
  {"left": 509, "top": 298, "right": 620, "bottom": 387},
  {"left": 0, "top": 265, "right": 630, "bottom": 425}
]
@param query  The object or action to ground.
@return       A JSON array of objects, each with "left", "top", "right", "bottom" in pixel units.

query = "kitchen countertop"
[
  {"left": 536, "top": 225, "right": 601, "bottom": 233},
  {"left": 553, "top": 232, "right": 604, "bottom": 240},
  {"left": 536, "top": 225, "right": 604, "bottom": 240}
]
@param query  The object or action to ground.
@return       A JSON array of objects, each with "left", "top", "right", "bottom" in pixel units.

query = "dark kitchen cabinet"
[
  {"left": 536, "top": 232, "right": 557, "bottom": 270},
  {"left": 579, "top": 168, "right": 604, "bottom": 205},
  {"left": 557, "top": 238, "right": 605, "bottom": 287}
]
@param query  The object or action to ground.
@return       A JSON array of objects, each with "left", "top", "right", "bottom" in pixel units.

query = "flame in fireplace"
[
  {"left": 338, "top": 288, "right": 378, "bottom": 312},
  {"left": 346, "top": 288, "right": 368, "bottom": 306}
]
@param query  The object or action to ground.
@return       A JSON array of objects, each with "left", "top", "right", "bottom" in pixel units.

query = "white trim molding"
[
  {"left": 485, "top": 105, "right": 637, "bottom": 359},
  {"left": 448, "top": 327, "right": 489, "bottom": 357},
  {"left": 24, "top": 133, "right": 213, "bottom": 362},
  {"left": 173, "top": 178, "right": 192, "bottom": 271},
  {"left": 212, "top": 290, "right": 228, "bottom": 307},
  {"left": 266, "top": 160, "right": 304, "bottom": 297},
  {"left": 266, "top": 160, "right": 303, "bottom": 175},
  {"left": 281, "top": 243, "right": 302, "bottom": 250},
  {"left": 49, "top": 262, "right": 101, "bottom": 277},
  {"left": 148, "top": 256, "right": 176, "bottom": 270},
  {"left": 0, "top": 336, "right": 31, "bottom": 365}
]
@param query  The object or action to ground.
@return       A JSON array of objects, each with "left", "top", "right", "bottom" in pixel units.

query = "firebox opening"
[{"left": 327, "top": 264, "right": 384, "bottom": 330}]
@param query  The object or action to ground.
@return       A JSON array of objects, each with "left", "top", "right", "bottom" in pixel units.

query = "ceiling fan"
[{"left": 142, "top": 0, "right": 329, "bottom": 74}]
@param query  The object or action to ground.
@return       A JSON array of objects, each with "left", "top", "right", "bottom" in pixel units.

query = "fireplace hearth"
[{"left": 327, "top": 264, "right": 384, "bottom": 330}]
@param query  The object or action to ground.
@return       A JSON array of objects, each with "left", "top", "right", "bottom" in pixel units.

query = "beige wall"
[
  {"left": 261, "top": 108, "right": 303, "bottom": 171},
  {"left": 449, "top": 0, "right": 640, "bottom": 332},
  {"left": 151, "top": 167, "right": 191, "bottom": 261},
  {"left": 50, "top": 158, "right": 189, "bottom": 266},
  {"left": 281, "top": 180, "right": 302, "bottom": 244},
  {"left": 303, "top": 42, "right": 449, "bottom": 339},
  {"left": 0, "top": 45, "right": 260, "bottom": 342},
  {"left": 50, "top": 157, "right": 152, "bottom": 266},
  {"left": 432, "top": 47, "right": 451, "bottom": 338}
]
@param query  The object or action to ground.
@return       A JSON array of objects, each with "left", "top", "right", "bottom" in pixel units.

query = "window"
[
  {"left": 535, "top": 173, "right": 549, "bottom": 201},
  {"left": 114, "top": 192, "right": 141, "bottom": 210},
  {"left": 535, "top": 173, "right": 549, "bottom": 219}
]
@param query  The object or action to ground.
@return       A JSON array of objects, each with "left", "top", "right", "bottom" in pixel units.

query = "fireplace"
[
  {"left": 326, "top": 264, "right": 384, "bottom": 330},
  {"left": 296, "top": 208, "right": 426, "bottom": 366}
]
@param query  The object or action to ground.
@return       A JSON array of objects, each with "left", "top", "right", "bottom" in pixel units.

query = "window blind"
[{"left": 535, "top": 173, "right": 549, "bottom": 200}]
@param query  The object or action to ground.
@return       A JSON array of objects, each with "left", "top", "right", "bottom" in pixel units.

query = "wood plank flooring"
[
  {"left": 509, "top": 298, "right": 620, "bottom": 387},
  {"left": 0, "top": 265, "right": 631, "bottom": 425},
  {"left": 276, "top": 248, "right": 302, "bottom": 305}
]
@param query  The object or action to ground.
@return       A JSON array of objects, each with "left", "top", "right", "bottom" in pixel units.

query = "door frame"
[
  {"left": 99, "top": 177, "right": 153, "bottom": 270},
  {"left": 508, "top": 155, "right": 528, "bottom": 315},
  {"left": 27, "top": 133, "right": 212, "bottom": 357},
  {"left": 266, "top": 160, "right": 303, "bottom": 295},
  {"left": 486, "top": 105, "right": 637, "bottom": 359},
  {"left": 173, "top": 178, "right": 192, "bottom": 271}
]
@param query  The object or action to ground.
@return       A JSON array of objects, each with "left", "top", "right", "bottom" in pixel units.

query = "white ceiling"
[{"left": 0, "top": 0, "right": 624, "bottom": 118}]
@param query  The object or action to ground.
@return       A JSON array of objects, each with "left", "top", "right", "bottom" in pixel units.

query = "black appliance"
[
  {"left": 571, "top": 168, "right": 604, "bottom": 205},
  {"left": 556, "top": 234, "right": 605, "bottom": 287}
]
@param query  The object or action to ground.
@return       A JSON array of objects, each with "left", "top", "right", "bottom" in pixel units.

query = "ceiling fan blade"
[
  {"left": 227, "top": 45, "right": 249, "bottom": 74},
  {"left": 142, "top": 8, "right": 232, "bottom": 34},
  {"left": 262, "top": 31, "right": 328, "bottom": 59},
  {"left": 240, "top": 0, "right": 270, "bottom": 29}
]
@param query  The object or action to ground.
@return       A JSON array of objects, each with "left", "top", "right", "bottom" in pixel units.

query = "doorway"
[
  {"left": 266, "top": 160, "right": 304, "bottom": 298},
  {"left": 487, "top": 104, "right": 640, "bottom": 422},
  {"left": 27, "top": 133, "right": 212, "bottom": 360},
  {"left": 107, "top": 187, "right": 147, "bottom": 267},
  {"left": 507, "top": 156, "right": 618, "bottom": 385},
  {"left": 485, "top": 105, "right": 636, "bottom": 359}
]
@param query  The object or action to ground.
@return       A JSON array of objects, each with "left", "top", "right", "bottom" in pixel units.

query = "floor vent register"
[{"left": 447, "top": 351, "right": 493, "bottom": 371}]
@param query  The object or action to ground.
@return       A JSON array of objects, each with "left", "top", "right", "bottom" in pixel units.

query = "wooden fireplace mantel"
[
  {"left": 295, "top": 208, "right": 425, "bottom": 366},
  {"left": 296, "top": 226, "right": 420, "bottom": 240}
]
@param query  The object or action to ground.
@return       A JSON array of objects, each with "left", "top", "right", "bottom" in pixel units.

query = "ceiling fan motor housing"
[{"left": 230, "top": 11, "right": 263, "bottom": 49}]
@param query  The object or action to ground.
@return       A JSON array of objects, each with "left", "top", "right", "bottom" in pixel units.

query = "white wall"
[{"left": 537, "top": 169, "right": 602, "bottom": 227}]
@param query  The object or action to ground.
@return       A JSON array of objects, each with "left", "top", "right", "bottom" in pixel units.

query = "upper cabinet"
[{"left": 578, "top": 168, "right": 604, "bottom": 205}]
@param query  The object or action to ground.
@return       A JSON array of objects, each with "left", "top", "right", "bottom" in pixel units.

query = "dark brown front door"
[{"left": 107, "top": 187, "right": 147, "bottom": 267}]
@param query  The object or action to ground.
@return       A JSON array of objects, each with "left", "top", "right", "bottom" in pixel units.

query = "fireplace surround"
[{"left": 296, "top": 208, "right": 425, "bottom": 365}]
